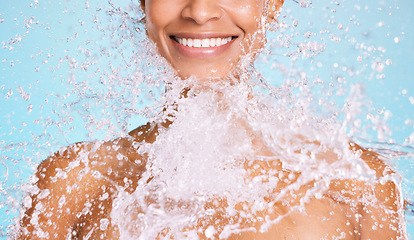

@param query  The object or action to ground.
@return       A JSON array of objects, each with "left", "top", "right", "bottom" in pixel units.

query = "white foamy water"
[{"left": 109, "top": 79, "right": 386, "bottom": 239}]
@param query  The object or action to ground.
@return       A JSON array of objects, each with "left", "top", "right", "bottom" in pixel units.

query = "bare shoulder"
[
  {"left": 328, "top": 143, "right": 400, "bottom": 204},
  {"left": 34, "top": 121, "right": 156, "bottom": 195},
  {"left": 35, "top": 137, "right": 146, "bottom": 192},
  {"left": 328, "top": 142, "right": 406, "bottom": 239},
  {"left": 17, "top": 123, "right": 155, "bottom": 239}
]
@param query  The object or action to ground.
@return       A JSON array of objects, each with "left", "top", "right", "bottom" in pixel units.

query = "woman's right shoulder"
[
  {"left": 36, "top": 135, "right": 148, "bottom": 192},
  {"left": 35, "top": 122, "right": 160, "bottom": 191},
  {"left": 35, "top": 141, "right": 93, "bottom": 189}
]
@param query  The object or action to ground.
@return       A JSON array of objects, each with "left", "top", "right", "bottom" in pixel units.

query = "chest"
[{"left": 78, "top": 195, "right": 358, "bottom": 240}]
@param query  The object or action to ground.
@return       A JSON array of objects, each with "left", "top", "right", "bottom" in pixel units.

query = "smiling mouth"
[{"left": 171, "top": 36, "right": 237, "bottom": 48}]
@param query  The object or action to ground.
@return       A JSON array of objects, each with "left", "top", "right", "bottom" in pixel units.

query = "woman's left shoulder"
[
  {"left": 349, "top": 142, "right": 395, "bottom": 178},
  {"left": 328, "top": 142, "right": 401, "bottom": 204}
]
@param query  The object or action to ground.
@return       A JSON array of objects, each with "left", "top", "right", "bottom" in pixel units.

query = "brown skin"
[
  {"left": 17, "top": 0, "right": 405, "bottom": 239},
  {"left": 17, "top": 122, "right": 404, "bottom": 239}
]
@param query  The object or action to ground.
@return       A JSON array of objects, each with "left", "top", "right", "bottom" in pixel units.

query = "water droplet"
[
  {"left": 409, "top": 96, "right": 414, "bottom": 105},
  {"left": 293, "top": 20, "right": 299, "bottom": 27},
  {"left": 303, "top": 31, "right": 312, "bottom": 38},
  {"left": 205, "top": 226, "right": 216, "bottom": 238},
  {"left": 371, "top": 61, "right": 385, "bottom": 73},
  {"left": 5, "top": 89, "right": 13, "bottom": 99},
  {"left": 27, "top": 104, "right": 33, "bottom": 113},
  {"left": 16, "top": 86, "right": 31, "bottom": 101},
  {"left": 385, "top": 59, "right": 392, "bottom": 65},
  {"left": 100, "top": 218, "right": 110, "bottom": 230},
  {"left": 299, "top": 0, "right": 311, "bottom": 8},
  {"left": 394, "top": 37, "right": 400, "bottom": 43}
]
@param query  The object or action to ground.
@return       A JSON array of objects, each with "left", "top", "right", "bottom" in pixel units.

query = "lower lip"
[{"left": 171, "top": 38, "right": 235, "bottom": 59}]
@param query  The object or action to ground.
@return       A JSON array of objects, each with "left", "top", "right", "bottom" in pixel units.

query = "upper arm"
[
  {"left": 345, "top": 143, "right": 406, "bottom": 239},
  {"left": 18, "top": 143, "right": 109, "bottom": 239},
  {"left": 328, "top": 144, "right": 406, "bottom": 239},
  {"left": 357, "top": 148, "right": 406, "bottom": 239},
  {"left": 358, "top": 180, "right": 405, "bottom": 239},
  {"left": 17, "top": 138, "right": 147, "bottom": 239}
]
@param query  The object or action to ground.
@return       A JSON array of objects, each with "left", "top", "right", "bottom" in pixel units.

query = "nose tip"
[{"left": 181, "top": 0, "right": 222, "bottom": 25}]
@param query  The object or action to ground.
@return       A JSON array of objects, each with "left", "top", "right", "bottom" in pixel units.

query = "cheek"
[
  {"left": 235, "top": 5, "right": 266, "bottom": 53},
  {"left": 145, "top": 1, "right": 173, "bottom": 36},
  {"left": 145, "top": 3, "right": 172, "bottom": 57},
  {"left": 231, "top": 1, "right": 265, "bottom": 35}
]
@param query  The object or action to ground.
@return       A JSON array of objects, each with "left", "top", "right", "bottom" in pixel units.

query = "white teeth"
[
  {"left": 210, "top": 38, "right": 216, "bottom": 46},
  {"left": 201, "top": 39, "right": 209, "bottom": 47},
  {"left": 175, "top": 37, "right": 233, "bottom": 48},
  {"left": 194, "top": 39, "right": 201, "bottom": 48}
]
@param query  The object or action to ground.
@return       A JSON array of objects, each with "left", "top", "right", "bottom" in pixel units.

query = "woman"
[{"left": 17, "top": 0, "right": 406, "bottom": 239}]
